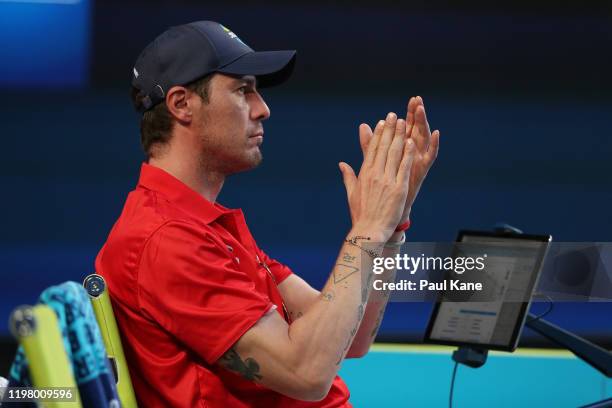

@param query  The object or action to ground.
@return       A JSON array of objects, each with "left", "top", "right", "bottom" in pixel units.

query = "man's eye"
[{"left": 238, "top": 86, "right": 247, "bottom": 94}]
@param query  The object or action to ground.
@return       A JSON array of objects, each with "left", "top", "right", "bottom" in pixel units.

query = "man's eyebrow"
[{"left": 240, "top": 76, "right": 257, "bottom": 87}]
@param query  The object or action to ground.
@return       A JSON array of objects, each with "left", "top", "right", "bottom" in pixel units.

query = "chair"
[
  {"left": 9, "top": 304, "right": 83, "bottom": 407},
  {"left": 7, "top": 280, "right": 128, "bottom": 408},
  {"left": 83, "top": 274, "right": 138, "bottom": 408}
]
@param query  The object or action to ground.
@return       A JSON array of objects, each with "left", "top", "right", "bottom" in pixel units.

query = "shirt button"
[
  {"left": 226, "top": 245, "right": 233, "bottom": 252},
  {"left": 235, "top": 257, "right": 240, "bottom": 264}
]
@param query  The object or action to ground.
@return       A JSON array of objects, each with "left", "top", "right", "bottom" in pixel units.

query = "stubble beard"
[{"left": 198, "top": 137, "right": 263, "bottom": 177}]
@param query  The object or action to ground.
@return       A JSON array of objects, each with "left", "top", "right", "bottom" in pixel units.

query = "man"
[{"left": 96, "top": 20, "right": 439, "bottom": 407}]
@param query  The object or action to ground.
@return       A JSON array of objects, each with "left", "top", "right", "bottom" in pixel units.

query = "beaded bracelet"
[{"left": 384, "top": 232, "right": 406, "bottom": 248}]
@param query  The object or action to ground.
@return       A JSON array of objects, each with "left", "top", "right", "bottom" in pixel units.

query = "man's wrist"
[
  {"left": 399, "top": 207, "right": 411, "bottom": 226},
  {"left": 387, "top": 230, "right": 405, "bottom": 244},
  {"left": 348, "top": 225, "right": 387, "bottom": 243}
]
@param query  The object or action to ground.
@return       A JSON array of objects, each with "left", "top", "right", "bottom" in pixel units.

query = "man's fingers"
[
  {"left": 404, "top": 97, "right": 417, "bottom": 143},
  {"left": 405, "top": 96, "right": 419, "bottom": 128},
  {"left": 426, "top": 129, "right": 440, "bottom": 163},
  {"left": 363, "top": 120, "right": 384, "bottom": 169},
  {"left": 384, "top": 119, "right": 406, "bottom": 177},
  {"left": 397, "top": 139, "right": 416, "bottom": 184},
  {"left": 373, "top": 112, "right": 398, "bottom": 172},
  {"left": 414, "top": 102, "right": 431, "bottom": 152},
  {"left": 339, "top": 162, "right": 357, "bottom": 198},
  {"left": 359, "top": 123, "right": 373, "bottom": 159}
]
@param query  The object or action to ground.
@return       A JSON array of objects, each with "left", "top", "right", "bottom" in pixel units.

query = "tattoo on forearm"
[
  {"left": 219, "top": 348, "right": 263, "bottom": 381},
  {"left": 333, "top": 264, "right": 359, "bottom": 284},
  {"left": 362, "top": 272, "right": 375, "bottom": 303},
  {"left": 357, "top": 303, "right": 364, "bottom": 321},
  {"left": 346, "top": 236, "right": 370, "bottom": 244},
  {"left": 366, "top": 272, "right": 373, "bottom": 285},
  {"left": 321, "top": 290, "right": 335, "bottom": 302},
  {"left": 370, "top": 308, "right": 385, "bottom": 339},
  {"left": 344, "top": 236, "right": 382, "bottom": 260},
  {"left": 336, "top": 303, "right": 366, "bottom": 365},
  {"left": 378, "top": 276, "right": 392, "bottom": 299},
  {"left": 342, "top": 252, "right": 357, "bottom": 263}
]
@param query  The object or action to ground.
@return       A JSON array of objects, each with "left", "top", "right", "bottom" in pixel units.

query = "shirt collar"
[{"left": 137, "top": 163, "right": 238, "bottom": 225}]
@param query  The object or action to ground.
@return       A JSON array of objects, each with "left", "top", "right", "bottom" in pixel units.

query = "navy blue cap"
[{"left": 132, "top": 21, "right": 296, "bottom": 112}]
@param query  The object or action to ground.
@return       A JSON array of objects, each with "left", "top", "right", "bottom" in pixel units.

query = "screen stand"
[
  {"left": 452, "top": 346, "right": 488, "bottom": 368},
  {"left": 494, "top": 223, "right": 612, "bottom": 378},
  {"left": 525, "top": 313, "right": 612, "bottom": 377},
  {"left": 494, "top": 223, "right": 611, "bottom": 407}
]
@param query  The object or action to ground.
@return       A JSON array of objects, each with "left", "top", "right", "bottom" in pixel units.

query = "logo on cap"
[
  {"left": 133, "top": 67, "right": 139, "bottom": 78},
  {"left": 221, "top": 25, "right": 246, "bottom": 46}
]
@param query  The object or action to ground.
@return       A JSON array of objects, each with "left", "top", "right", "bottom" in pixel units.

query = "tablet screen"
[{"left": 424, "top": 231, "right": 551, "bottom": 351}]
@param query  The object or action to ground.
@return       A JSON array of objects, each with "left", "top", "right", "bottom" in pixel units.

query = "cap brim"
[{"left": 218, "top": 50, "right": 296, "bottom": 88}]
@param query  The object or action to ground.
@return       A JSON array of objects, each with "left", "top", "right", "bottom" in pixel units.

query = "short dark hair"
[{"left": 130, "top": 75, "right": 213, "bottom": 158}]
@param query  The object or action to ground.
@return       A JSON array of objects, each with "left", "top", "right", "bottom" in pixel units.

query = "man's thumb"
[{"left": 338, "top": 162, "right": 356, "bottom": 195}]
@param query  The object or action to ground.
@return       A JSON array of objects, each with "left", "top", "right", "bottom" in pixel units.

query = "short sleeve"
[
  {"left": 257, "top": 249, "right": 293, "bottom": 285},
  {"left": 137, "top": 221, "right": 273, "bottom": 365}
]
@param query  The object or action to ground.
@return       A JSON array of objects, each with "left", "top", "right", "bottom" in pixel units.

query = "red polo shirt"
[{"left": 95, "top": 163, "right": 351, "bottom": 407}]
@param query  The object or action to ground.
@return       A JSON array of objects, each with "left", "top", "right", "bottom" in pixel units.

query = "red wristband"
[{"left": 395, "top": 220, "right": 411, "bottom": 232}]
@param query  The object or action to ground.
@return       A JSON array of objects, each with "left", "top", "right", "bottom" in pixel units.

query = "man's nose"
[{"left": 250, "top": 91, "right": 271, "bottom": 121}]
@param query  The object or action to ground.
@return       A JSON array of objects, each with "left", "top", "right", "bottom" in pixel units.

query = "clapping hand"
[
  {"left": 357, "top": 96, "right": 440, "bottom": 225},
  {"left": 339, "top": 113, "right": 415, "bottom": 242}
]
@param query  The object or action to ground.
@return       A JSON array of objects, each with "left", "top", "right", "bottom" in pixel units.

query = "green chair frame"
[
  {"left": 8, "top": 274, "right": 138, "bottom": 408},
  {"left": 83, "top": 274, "right": 138, "bottom": 408},
  {"left": 10, "top": 304, "right": 83, "bottom": 407}
]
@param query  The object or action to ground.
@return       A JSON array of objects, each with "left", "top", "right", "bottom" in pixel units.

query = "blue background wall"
[{"left": 1, "top": 1, "right": 611, "bottom": 348}]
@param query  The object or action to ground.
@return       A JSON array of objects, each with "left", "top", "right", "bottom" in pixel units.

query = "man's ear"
[{"left": 165, "top": 86, "right": 193, "bottom": 123}]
